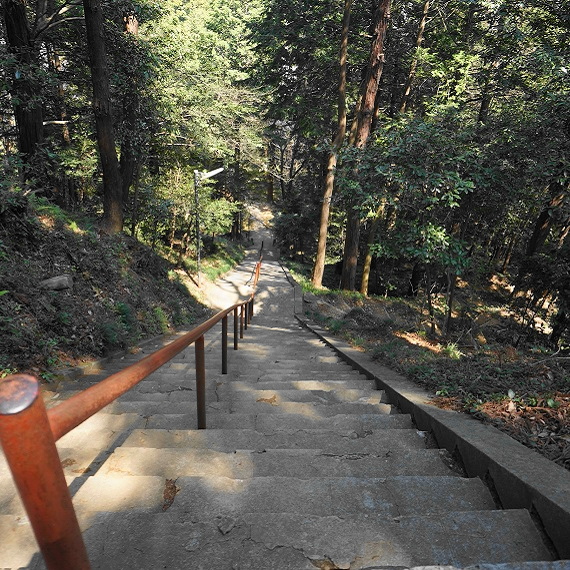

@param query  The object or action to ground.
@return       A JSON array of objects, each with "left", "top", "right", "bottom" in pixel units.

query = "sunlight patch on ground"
[{"left": 395, "top": 331, "right": 443, "bottom": 354}]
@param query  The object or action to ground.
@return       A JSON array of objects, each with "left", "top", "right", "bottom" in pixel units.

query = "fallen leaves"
[{"left": 162, "top": 478, "right": 180, "bottom": 511}]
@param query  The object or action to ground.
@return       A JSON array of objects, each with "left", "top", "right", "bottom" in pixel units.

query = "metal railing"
[{"left": 0, "top": 258, "right": 262, "bottom": 570}]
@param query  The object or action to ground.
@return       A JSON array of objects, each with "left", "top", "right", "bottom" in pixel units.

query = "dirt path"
[{"left": 200, "top": 204, "right": 276, "bottom": 311}]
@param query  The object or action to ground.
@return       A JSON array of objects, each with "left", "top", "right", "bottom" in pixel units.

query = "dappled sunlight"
[
  {"left": 100, "top": 447, "right": 254, "bottom": 480},
  {"left": 199, "top": 474, "right": 249, "bottom": 495},
  {"left": 395, "top": 331, "right": 444, "bottom": 354},
  {"left": 56, "top": 412, "right": 144, "bottom": 449},
  {"left": 0, "top": 514, "right": 38, "bottom": 569},
  {"left": 73, "top": 474, "right": 164, "bottom": 512},
  {"left": 252, "top": 399, "right": 324, "bottom": 419}
]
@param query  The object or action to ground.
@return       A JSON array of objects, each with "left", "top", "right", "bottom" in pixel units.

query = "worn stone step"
[
  {"left": 70, "top": 474, "right": 496, "bottom": 518},
  {"left": 143, "top": 413, "right": 257, "bottom": 430},
  {"left": 122, "top": 427, "right": 428, "bottom": 452},
  {"left": 52, "top": 385, "right": 385, "bottom": 406},
  {"left": 228, "top": 400, "right": 395, "bottom": 415},
  {"left": 229, "top": 379, "right": 377, "bottom": 391},
  {"left": 140, "top": 411, "right": 416, "bottom": 431},
  {"left": 15, "top": 509, "right": 552, "bottom": 570},
  {"left": 254, "top": 412, "right": 415, "bottom": 431},
  {"left": 98, "top": 447, "right": 457, "bottom": 479},
  {"left": 0, "top": 412, "right": 147, "bottom": 477},
  {"left": 0, "top": 475, "right": 79, "bottom": 517},
  {"left": 0, "top": 446, "right": 106, "bottom": 483},
  {"left": 49, "top": 384, "right": 221, "bottom": 404},
  {"left": 221, "top": 387, "right": 385, "bottom": 404},
  {"left": 61, "top": 368, "right": 367, "bottom": 389},
  {"left": 402, "top": 560, "right": 570, "bottom": 570},
  {"left": 0, "top": 514, "right": 39, "bottom": 569},
  {"left": 242, "top": 371, "right": 368, "bottom": 382},
  {"left": 91, "top": 400, "right": 229, "bottom": 415},
  {"left": 85, "top": 397, "right": 396, "bottom": 416}
]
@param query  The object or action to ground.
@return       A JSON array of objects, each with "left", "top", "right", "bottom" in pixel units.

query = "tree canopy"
[{"left": 1, "top": 0, "right": 570, "bottom": 341}]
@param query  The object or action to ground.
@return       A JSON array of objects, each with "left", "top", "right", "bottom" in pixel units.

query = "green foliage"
[
  {"left": 200, "top": 239, "right": 245, "bottom": 281},
  {"left": 152, "top": 306, "right": 170, "bottom": 334},
  {"left": 442, "top": 342, "right": 464, "bottom": 360}
]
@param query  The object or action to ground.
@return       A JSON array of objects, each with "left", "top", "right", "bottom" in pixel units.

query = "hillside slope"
[{"left": 0, "top": 194, "right": 210, "bottom": 380}]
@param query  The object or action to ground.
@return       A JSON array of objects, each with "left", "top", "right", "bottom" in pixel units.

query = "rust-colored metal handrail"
[{"left": 0, "top": 257, "right": 262, "bottom": 570}]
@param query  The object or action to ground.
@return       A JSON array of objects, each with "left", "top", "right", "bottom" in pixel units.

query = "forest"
[
  {"left": 0, "top": 0, "right": 569, "bottom": 346},
  {"left": 1, "top": 0, "right": 569, "bottom": 465}
]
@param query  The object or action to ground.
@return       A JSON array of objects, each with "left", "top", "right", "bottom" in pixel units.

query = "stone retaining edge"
[{"left": 296, "top": 314, "right": 570, "bottom": 560}]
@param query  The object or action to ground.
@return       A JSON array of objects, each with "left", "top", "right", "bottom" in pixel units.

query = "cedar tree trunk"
[
  {"left": 3, "top": 0, "right": 44, "bottom": 164},
  {"left": 311, "top": 0, "right": 352, "bottom": 288},
  {"left": 340, "top": 0, "right": 391, "bottom": 290},
  {"left": 83, "top": 0, "right": 123, "bottom": 234}
]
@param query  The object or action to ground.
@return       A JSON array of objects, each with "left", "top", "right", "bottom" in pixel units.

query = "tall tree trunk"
[
  {"left": 443, "top": 269, "right": 457, "bottom": 336},
  {"left": 340, "top": 207, "right": 361, "bottom": 290},
  {"left": 426, "top": 264, "right": 436, "bottom": 336},
  {"left": 360, "top": 203, "right": 383, "bottom": 295},
  {"left": 399, "top": 0, "right": 430, "bottom": 114},
  {"left": 525, "top": 183, "right": 566, "bottom": 257},
  {"left": 311, "top": 0, "right": 352, "bottom": 288},
  {"left": 47, "top": 46, "right": 71, "bottom": 144},
  {"left": 265, "top": 143, "right": 274, "bottom": 202},
  {"left": 83, "top": 0, "right": 123, "bottom": 234},
  {"left": 353, "top": 0, "right": 391, "bottom": 149},
  {"left": 340, "top": 0, "right": 391, "bottom": 290},
  {"left": 232, "top": 143, "right": 242, "bottom": 238},
  {"left": 119, "top": 10, "right": 141, "bottom": 206},
  {"left": 3, "top": 0, "right": 44, "bottom": 166}
]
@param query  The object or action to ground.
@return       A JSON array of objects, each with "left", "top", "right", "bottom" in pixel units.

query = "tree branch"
[{"left": 34, "top": 1, "right": 83, "bottom": 38}]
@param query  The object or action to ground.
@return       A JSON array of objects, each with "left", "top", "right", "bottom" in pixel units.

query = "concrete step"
[
  {"left": 242, "top": 371, "right": 369, "bottom": 382},
  {"left": 254, "top": 412, "right": 414, "bottom": 431},
  {"left": 141, "top": 412, "right": 415, "bottom": 430},
  {"left": 228, "top": 379, "right": 377, "bottom": 390},
  {"left": 63, "top": 369, "right": 369, "bottom": 388},
  {"left": 122, "top": 427, "right": 428, "bottom": 452},
  {"left": 87, "top": 398, "right": 395, "bottom": 416},
  {"left": 220, "top": 387, "right": 386, "bottom": 404},
  {"left": 53, "top": 385, "right": 385, "bottom": 405},
  {"left": 49, "top": 384, "right": 222, "bottom": 404},
  {"left": 402, "top": 560, "right": 570, "bottom": 570},
  {"left": 144, "top": 413, "right": 257, "bottom": 430},
  {"left": 228, "top": 400, "right": 395, "bottom": 415},
  {"left": 93, "top": 400, "right": 229, "bottom": 415},
  {"left": 12, "top": 509, "right": 552, "bottom": 569},
  {"left": 69, "top": 474, "right": 496, "bottom": 518},
  {"left": 98, "top": 447, "right": 457, "bottom": 479}
]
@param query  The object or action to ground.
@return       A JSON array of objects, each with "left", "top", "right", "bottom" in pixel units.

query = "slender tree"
[
  {"left": 119, "top": 8, "right": 140, "bottom": 205},
  {"left": 2, "top": 0, "right": 44, "bottom": 167},
  {"left": 399, "top": 0, "right": 430, "bottom": 114},
  {"left": 340, "top": 0, "right": 391, "bottom": 290},
  {"left": 83, "top": 0, "right": 123, "bottom": 234},
  {"left": 311, "top": 0, "right": 352, "bottom": 288}
]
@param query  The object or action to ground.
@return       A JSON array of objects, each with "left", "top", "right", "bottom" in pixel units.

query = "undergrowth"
[
  {"left": 0, "top": 192, "right": 243, "bottom": 377},
  {"left": 288, "top": 259, "right": 570, "bottom": 470}
]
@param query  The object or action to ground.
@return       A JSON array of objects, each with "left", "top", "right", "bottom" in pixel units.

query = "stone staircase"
[{"left": 0, "top": 257, "right": 566, "bottom": 569}]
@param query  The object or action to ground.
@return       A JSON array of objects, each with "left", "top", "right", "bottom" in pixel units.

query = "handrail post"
[
  {"left": 233, "top": 307, "right": 239, "bottom": 350},
  {"left": 195, "top": 336, "right": 206, "bottom": 429},
  {"left": 222, "top": 315, "right": 228, "bottom": 374},
  {"left": 249, "top": 298, "right": 254, "bottom": 323},
  {"left": 240, "top": 305, "right": 244, "bottom": 339},
  {"left": 0, "top": 375, "right": 91, "bottom": 570},
  {"left": 244, "top": 301, "right": 248, "bottom": 331}
]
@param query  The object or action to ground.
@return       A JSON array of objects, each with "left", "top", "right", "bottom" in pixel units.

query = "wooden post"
[
  {"left": 195, "top": 337, "right": 206, "bottom": 429},
  {"left": 222, "top": 316, "right": 228, "bottom": 374},
  {"left": 0, "top": 375, "right": 91, "bottom": 570}
]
